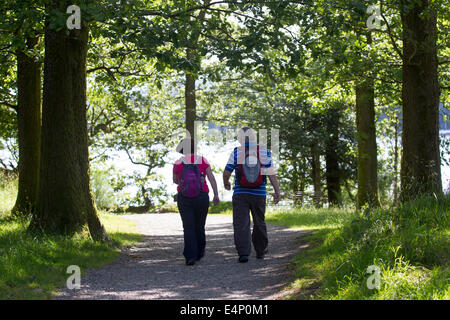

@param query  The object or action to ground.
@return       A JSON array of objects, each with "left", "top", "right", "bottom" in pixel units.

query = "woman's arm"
[
  {"left": 206, "top": 166, "right": 220, "bottom": 205},
  {"left": 173, "top": 171, "right": 180, "bottom": 185}
]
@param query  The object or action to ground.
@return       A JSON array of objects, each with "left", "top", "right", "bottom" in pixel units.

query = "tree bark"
[
  {"left": 185, "top": 55, "right": 197, "bottom": 139},
  {"left": 183, "top": 2, "right": 209, "bottom": 139},
  {"left": 311, "top": 145, "right": 322, "bottom": 208},
  {"left": 325, "top": 108, "right": 342, "bottom": 206},
  {"left": 12, "top": 37, "right": 41, "bottom": 217},
  {"left": 400, "top": 0, "right": 442, "bottom": 201},
  {"left": 355, "top": 78, "right": 379, "bottom": 209},
  {"left": 393, "top": 115, "right": 399, "bottom": 206},
  {"left": 291, "top": 156, "right": 304, "bottom": 206},
  {"left": 30, "top": 1, "right": 109, "bottom": 242},
  {"left": 325, "top": 142, "right": 341, "bottom": 206}
]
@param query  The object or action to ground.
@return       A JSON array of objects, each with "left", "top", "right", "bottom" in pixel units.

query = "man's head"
[{"left": 237, "top": 127, "right": 256, "bottom": 145}]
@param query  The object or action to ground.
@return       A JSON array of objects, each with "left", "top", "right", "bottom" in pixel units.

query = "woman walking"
[{"left": 173, "top": 138, "right": 220, "bottom": 265}]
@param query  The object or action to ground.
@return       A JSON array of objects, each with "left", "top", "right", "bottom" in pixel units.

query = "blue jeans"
[{"left": 177, "top": 192, "right": 209, "bottom": 262}]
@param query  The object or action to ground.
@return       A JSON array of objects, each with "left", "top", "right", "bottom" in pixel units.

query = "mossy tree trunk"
[
  {"left": 30, "top": 0, "right": 109, "bottom": 242},
  {"left": 400, "top": 0, "right": 442, "bottom": 201},
  {"left": 12, "top": 37, "right": 41, "bottom": 217},
  {"left": 355, "top": 78, "right": 379, "bottom": 209}
]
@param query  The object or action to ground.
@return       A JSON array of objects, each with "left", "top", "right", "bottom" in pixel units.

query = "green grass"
[
  {"left": 266, "top": 195, "right": 450, "bottom": 300},
  {"left": 0, "top": 173, "right": 17, "bottom": 217},
  {"left": 266, "top": 206, "right": 355, "bottom": 230},
  {"left": 2, "top": 172, "right": 448, "bottom": 300},
  {"left": 209, "top": 201, "right": 233, "bottom": 214},
  {"left": 0, "top": 213, "right": 143, "bottom": 300},
  {"left": 0, "top": 176, "right": 143, "bottom": 300}
]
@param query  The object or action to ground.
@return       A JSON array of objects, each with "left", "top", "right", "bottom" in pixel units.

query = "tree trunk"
[
  {"left": 400, "top": 0, "right": 442, "bottom": 201},
  {"left": 393, "top": 115, "right": 399, "bottom": 206},
  {"left": 185, "top": 59, "right": 197, "bottom": 139},
  {"left": 345, "top": 179, "right": 356, "bottom": 203},
  {"left": 325, "top": 142, "right": 341, "bottom": 206},
  {"left": 355, "top": 78, "right": 379, "bottom": 209},
  {"left": 311, "top": 145, "right": 322, "bottom": 208},
  {"left": 12, "top": 37, "right": 41, "bottom": 217},
  {"left": 291, "top": 155, "right": 299, "bottom": 193},
  {"left": 291, "top": 156, "right": 301, "bottom": 205},
  {"left": 325, "top": 108, "right": 342, "bottom": 206},
  {"left": 30, "top": 1, "right": 109, "bottom": 242},
  {"left": 183, "top": 3, "right": 208, "bottom": 139}
]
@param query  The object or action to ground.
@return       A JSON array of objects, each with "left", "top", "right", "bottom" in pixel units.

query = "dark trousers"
[
  {"left": 232, "top": 193, "right": 268, "bottom": 257},
  {"left": 177, "top": 192, "right": 209, "bottom": 261}
]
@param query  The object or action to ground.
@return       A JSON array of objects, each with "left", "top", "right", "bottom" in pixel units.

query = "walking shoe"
[
  {"left": 238, "top": 255, "right": 249, "bottom": 263},
  {"left": 196, "top": 252, "right": 204, "bottom": 261},
  {"left": 256, "top": 249, "right": 268, "bottom": 259},
  {"left": 186, "top": 259, "right": 196, "bottom": 266}
]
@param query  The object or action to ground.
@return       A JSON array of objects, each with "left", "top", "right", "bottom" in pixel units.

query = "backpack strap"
[{"left": 181, "top": 155, "right": 202, "bottom": 165}]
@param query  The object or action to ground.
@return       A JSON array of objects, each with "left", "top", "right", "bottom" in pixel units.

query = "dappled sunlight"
[{"left": 57, "top": 214, "right": 307, "bottom": 300}]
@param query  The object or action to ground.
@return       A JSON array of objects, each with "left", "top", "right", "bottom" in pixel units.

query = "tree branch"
[
  {"left": 379, "top": 0, "right": 403, "bottom": 60},
  {"left": 0, "top": 101, "right": 18, "bottom": 112},
  {"left": 138, "top": 1, "right": 241, "bottom": 19},
  {"left": 124, "top": 148, "right": 153, "bottom": 168}
]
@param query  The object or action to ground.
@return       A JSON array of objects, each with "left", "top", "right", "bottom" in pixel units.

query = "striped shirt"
[{"left": 224, "top": 143, "right": 273, "bottom": 197}]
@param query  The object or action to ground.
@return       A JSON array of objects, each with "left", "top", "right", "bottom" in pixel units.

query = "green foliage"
[
  {"left": 0, "top": 213, "right": 142, "bottom": 299},
  {"left": 155, "top": 202, "right": 178, "bottom": 213},
  {"left": 86, "top": 61, "right": 183, "bottom": 205},
  {"left": 0, "top": 175, "right": 141, "bottom": 299},
  {"left": 208, "top": 201, "right": 233, "bottom": 214},
  {"left": 0, "top": 171, "right": 17, "bottom": 216},
  {"left": 266, "top": 207, "right": 355, "bottom": 230},
  {"left": 90, "top": 167, "right": 119, "bottom": 210},
  {"left": 273, "top": 194, "right": 449, "bottom": 300}
]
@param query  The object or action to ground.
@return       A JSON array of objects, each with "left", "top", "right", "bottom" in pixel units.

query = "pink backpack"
[{"left": 180, "top": 158, "right": 205, "bottom": 198}]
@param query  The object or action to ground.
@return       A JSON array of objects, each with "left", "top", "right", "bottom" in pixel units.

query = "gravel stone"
[{"left": 56, "top": 213, "right": 307, "bottom": 300}]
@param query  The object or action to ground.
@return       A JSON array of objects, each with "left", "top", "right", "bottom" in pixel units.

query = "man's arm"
[
  {"left": 223, "top": 170, "right": 232, "bottom": 190},
  {"left": 268, "top": 174, "right": 281, "bottom": 204},
  {"left": 223, "top": 149, "right": 235, "bottom": 190}
]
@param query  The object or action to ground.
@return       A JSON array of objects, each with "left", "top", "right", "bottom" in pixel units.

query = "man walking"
[{"left": 223, "top": 127, "right": 281, "bottom": 263}]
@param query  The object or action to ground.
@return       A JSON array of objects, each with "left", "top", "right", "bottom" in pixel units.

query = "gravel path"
[{"left": 57, "top": 213, "right": 307, "bottom": 300}]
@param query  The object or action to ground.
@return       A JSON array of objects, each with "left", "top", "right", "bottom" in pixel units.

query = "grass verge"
[
  {"left": 0, "top": 212, "right": 143, "bottom": 300},
  {"left": 266, "top": 195, "right": 449, "bottom": 300}
]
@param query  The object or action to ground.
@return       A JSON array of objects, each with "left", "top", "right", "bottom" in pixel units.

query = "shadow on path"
[{"left": 57, "top": 214, "right": 309, "bottom": 300}]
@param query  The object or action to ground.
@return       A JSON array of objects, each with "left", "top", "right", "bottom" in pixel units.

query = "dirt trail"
[{"left": 57, "top": 213, "right": 307, "bottom": 300}]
